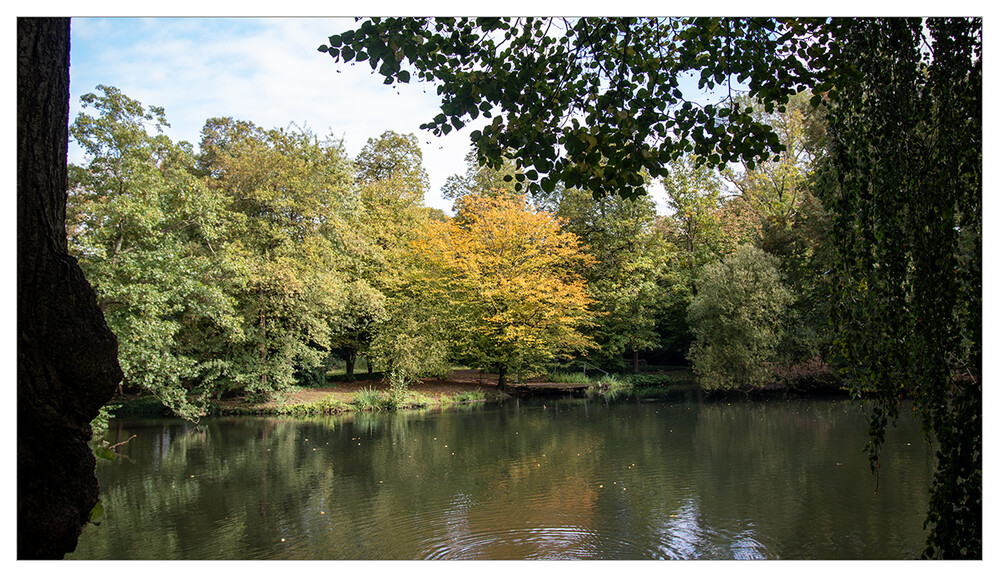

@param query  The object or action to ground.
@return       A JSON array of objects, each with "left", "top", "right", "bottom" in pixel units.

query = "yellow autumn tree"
[{"left": 411, "top": 194, "right": 596, "bottom": 387}]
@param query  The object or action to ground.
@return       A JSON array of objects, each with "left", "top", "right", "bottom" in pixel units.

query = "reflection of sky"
[{"left": 653, "top": 497, "right": 773, "bottom": 560}]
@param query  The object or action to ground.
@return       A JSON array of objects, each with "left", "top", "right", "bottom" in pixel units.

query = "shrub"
[
  {"left": 687, "top": 245, "right": 793, "bottom": 391},
  {"left": 397, "top": 392, "right": 434, "bottom": 409},
  {"left": 387, "top": 368, "right": 410, "bottom": 409}
]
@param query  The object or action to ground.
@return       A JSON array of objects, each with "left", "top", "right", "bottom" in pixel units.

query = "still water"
[{"left": 70, "top": 396, "right": 934, "bottom": 560}]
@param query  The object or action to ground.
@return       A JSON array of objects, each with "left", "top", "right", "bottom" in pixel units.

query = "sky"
[
  {"left": 68, "top": 17, "right": 484, "bottom": 214},
  {"left": 64, "top": 9, "right": 990, "bottom": 215}
]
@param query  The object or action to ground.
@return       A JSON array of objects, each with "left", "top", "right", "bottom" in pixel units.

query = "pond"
[{"left": 69, "top": 395, "right": 934, "bottom": 560}]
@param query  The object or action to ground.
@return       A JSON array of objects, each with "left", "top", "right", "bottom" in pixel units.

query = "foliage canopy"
[
  {"left": 321, "top": 16, "right": 981, "bottom": 558},
  {"left": 411, "top": 194, "right": 595, "bottom": 385}
]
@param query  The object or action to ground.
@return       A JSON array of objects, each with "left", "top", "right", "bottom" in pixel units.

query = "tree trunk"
[
  {"left": 17, "top": 18, "right": 123, "bottom": 559},
  {"left": 497, "top": 365, "right": 508, "bottom": 389},
  {"left": 258, "top": 297, "right": 267, "bottom": 389},
  {"left": 632, "top": 349, "right": 640, "bottom": 373},
  {"left": 344, "top": 349, "right": 356, "bottom": 380}
]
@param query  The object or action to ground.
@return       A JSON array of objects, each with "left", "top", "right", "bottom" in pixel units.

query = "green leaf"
[
  {"left": 88, "top": 500, "right": 105, "bottom": 526},
  {"left": 95, "top": 444, "right": 116, "bottom": 461}
]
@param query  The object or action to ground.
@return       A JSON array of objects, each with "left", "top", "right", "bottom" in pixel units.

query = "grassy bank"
[{"left": 107, "top": 364, "right": 844, "bottom": 420}]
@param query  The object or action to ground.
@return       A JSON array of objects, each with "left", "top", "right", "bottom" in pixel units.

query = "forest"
[
  {"left": 18, "top": 17, "right": 979, "bottom": 560},
  {"left": 68, "top": 86, "right": 837, "bottom": 417}
]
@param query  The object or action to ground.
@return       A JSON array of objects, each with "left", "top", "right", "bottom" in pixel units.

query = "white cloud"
[{"left": 69, "top": 17, "right": 476, "bottom": 212}]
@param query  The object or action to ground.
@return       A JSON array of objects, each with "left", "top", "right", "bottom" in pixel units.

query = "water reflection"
[{"left": 70, "top": 398, "right": 932, "bottom": 560}]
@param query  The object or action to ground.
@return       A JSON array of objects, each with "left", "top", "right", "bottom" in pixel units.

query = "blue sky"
[
  {"left": 68, "top": 17, "right": 480, "bottom": 213},
  {"left": 66, "top": 17, "right": 697, "bottom": 213}
]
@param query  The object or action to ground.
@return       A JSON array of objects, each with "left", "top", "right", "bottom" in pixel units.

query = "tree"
[
  {"left": 657, "top": 153, "right": 732, "bottom": 358},
  {"left": 320, "top": 18, "right": 829, "bottom": 199},
  {"left": 68, "top": 86, "right": 243, "bottom": 419},
  {"left": 552, "top": 188, "right": 672, "bottom": 371},
  {"left": 320, "top": 17, "right": 981, "bottom": 556},
  {"left": 197, "top": 118, "right": 357, "bottom": 396},
  {"left": 17, "top": 17, "right": 122, "bottom": 559},
  {"left": 687, "top": 245, "right": 792, "bottom": 391},
  {"left": 354, "top": 129, "right": 430, "bottom": 194},
  {"left": 367, "top": 280, "right": 455, "bottom": 383},
  {"left": 411, "top": 195, "right": 595, "bottom": 387},
  {"left": 441, "top": 149, "right": 519, "bottom": 202},
  {"left": 817, "top": 18, "right": 981, "bottom": 558},
  {"left": 719, "top": 92, "right": 835, "bottom": 367},
  {"left": 344, "top": 131, "right": 435, "bottom": 378}
]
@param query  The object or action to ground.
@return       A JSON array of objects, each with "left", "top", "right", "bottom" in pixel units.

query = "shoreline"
[{"left": 108, "top": 366, "right": 851, "bottom": 420}]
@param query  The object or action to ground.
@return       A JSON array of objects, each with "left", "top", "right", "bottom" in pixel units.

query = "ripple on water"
[{"left": 420, "top": 525, "right": 611, "bottom": 560}]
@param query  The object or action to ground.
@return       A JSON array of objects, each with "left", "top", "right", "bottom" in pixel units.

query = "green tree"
[
  {"left": 68, "top": 86, "right": 242, "bottom": 418},
  {"left": 552, "top": 188, "right": 672, "bottom": 371},
  {"left": 367, "top": 278, "right": 455, "bottom": 383},
  {"left": 720, "top": 92, "right": 835, "bottom": 367},
  {"left": 355, "top": 130, "right": 430, "bottom": 194},
  {"left": 320, "top": 18, "right": 831, "bottom": 199},
  {"left": 197, "top": 118, "right": 357, "bottom": 396},
  {"left": 441, "top": 149, "right": 519, "bottom": 202},
  {"left": 687, "top": 245, "right": 792, "bottom": 391},
  {"left": 657, "top": 153, "right": 733, "bottom": 358},
  {"left": 344, "top": 131, "right": 436, "bottom": 378},
  {"left": 320, "top": 18, "right": 981, "bottom": 556},
  {"left": 817, "top": 18, "right": 981, "bottom": 558}
]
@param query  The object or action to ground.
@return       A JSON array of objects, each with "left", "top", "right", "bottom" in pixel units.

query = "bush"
[
  {"left": 687, "top": 245, "right": 793, "bottom": 391},
  {"left": 294, "top": 362, "right": 330, "bottom": 388},
  {"left": 387, "top": 368, "right": 414, "bottom": 409},
  {"left": 397, "top": 392, "right": 434, "bottom": 409}
]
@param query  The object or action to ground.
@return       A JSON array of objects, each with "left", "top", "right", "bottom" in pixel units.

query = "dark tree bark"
[
  {"left": 344, "top": 348, "right": 356, "bottom": 380},
  {"left": 17, "top": 17, "right": 123, "bottom": 559}
]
